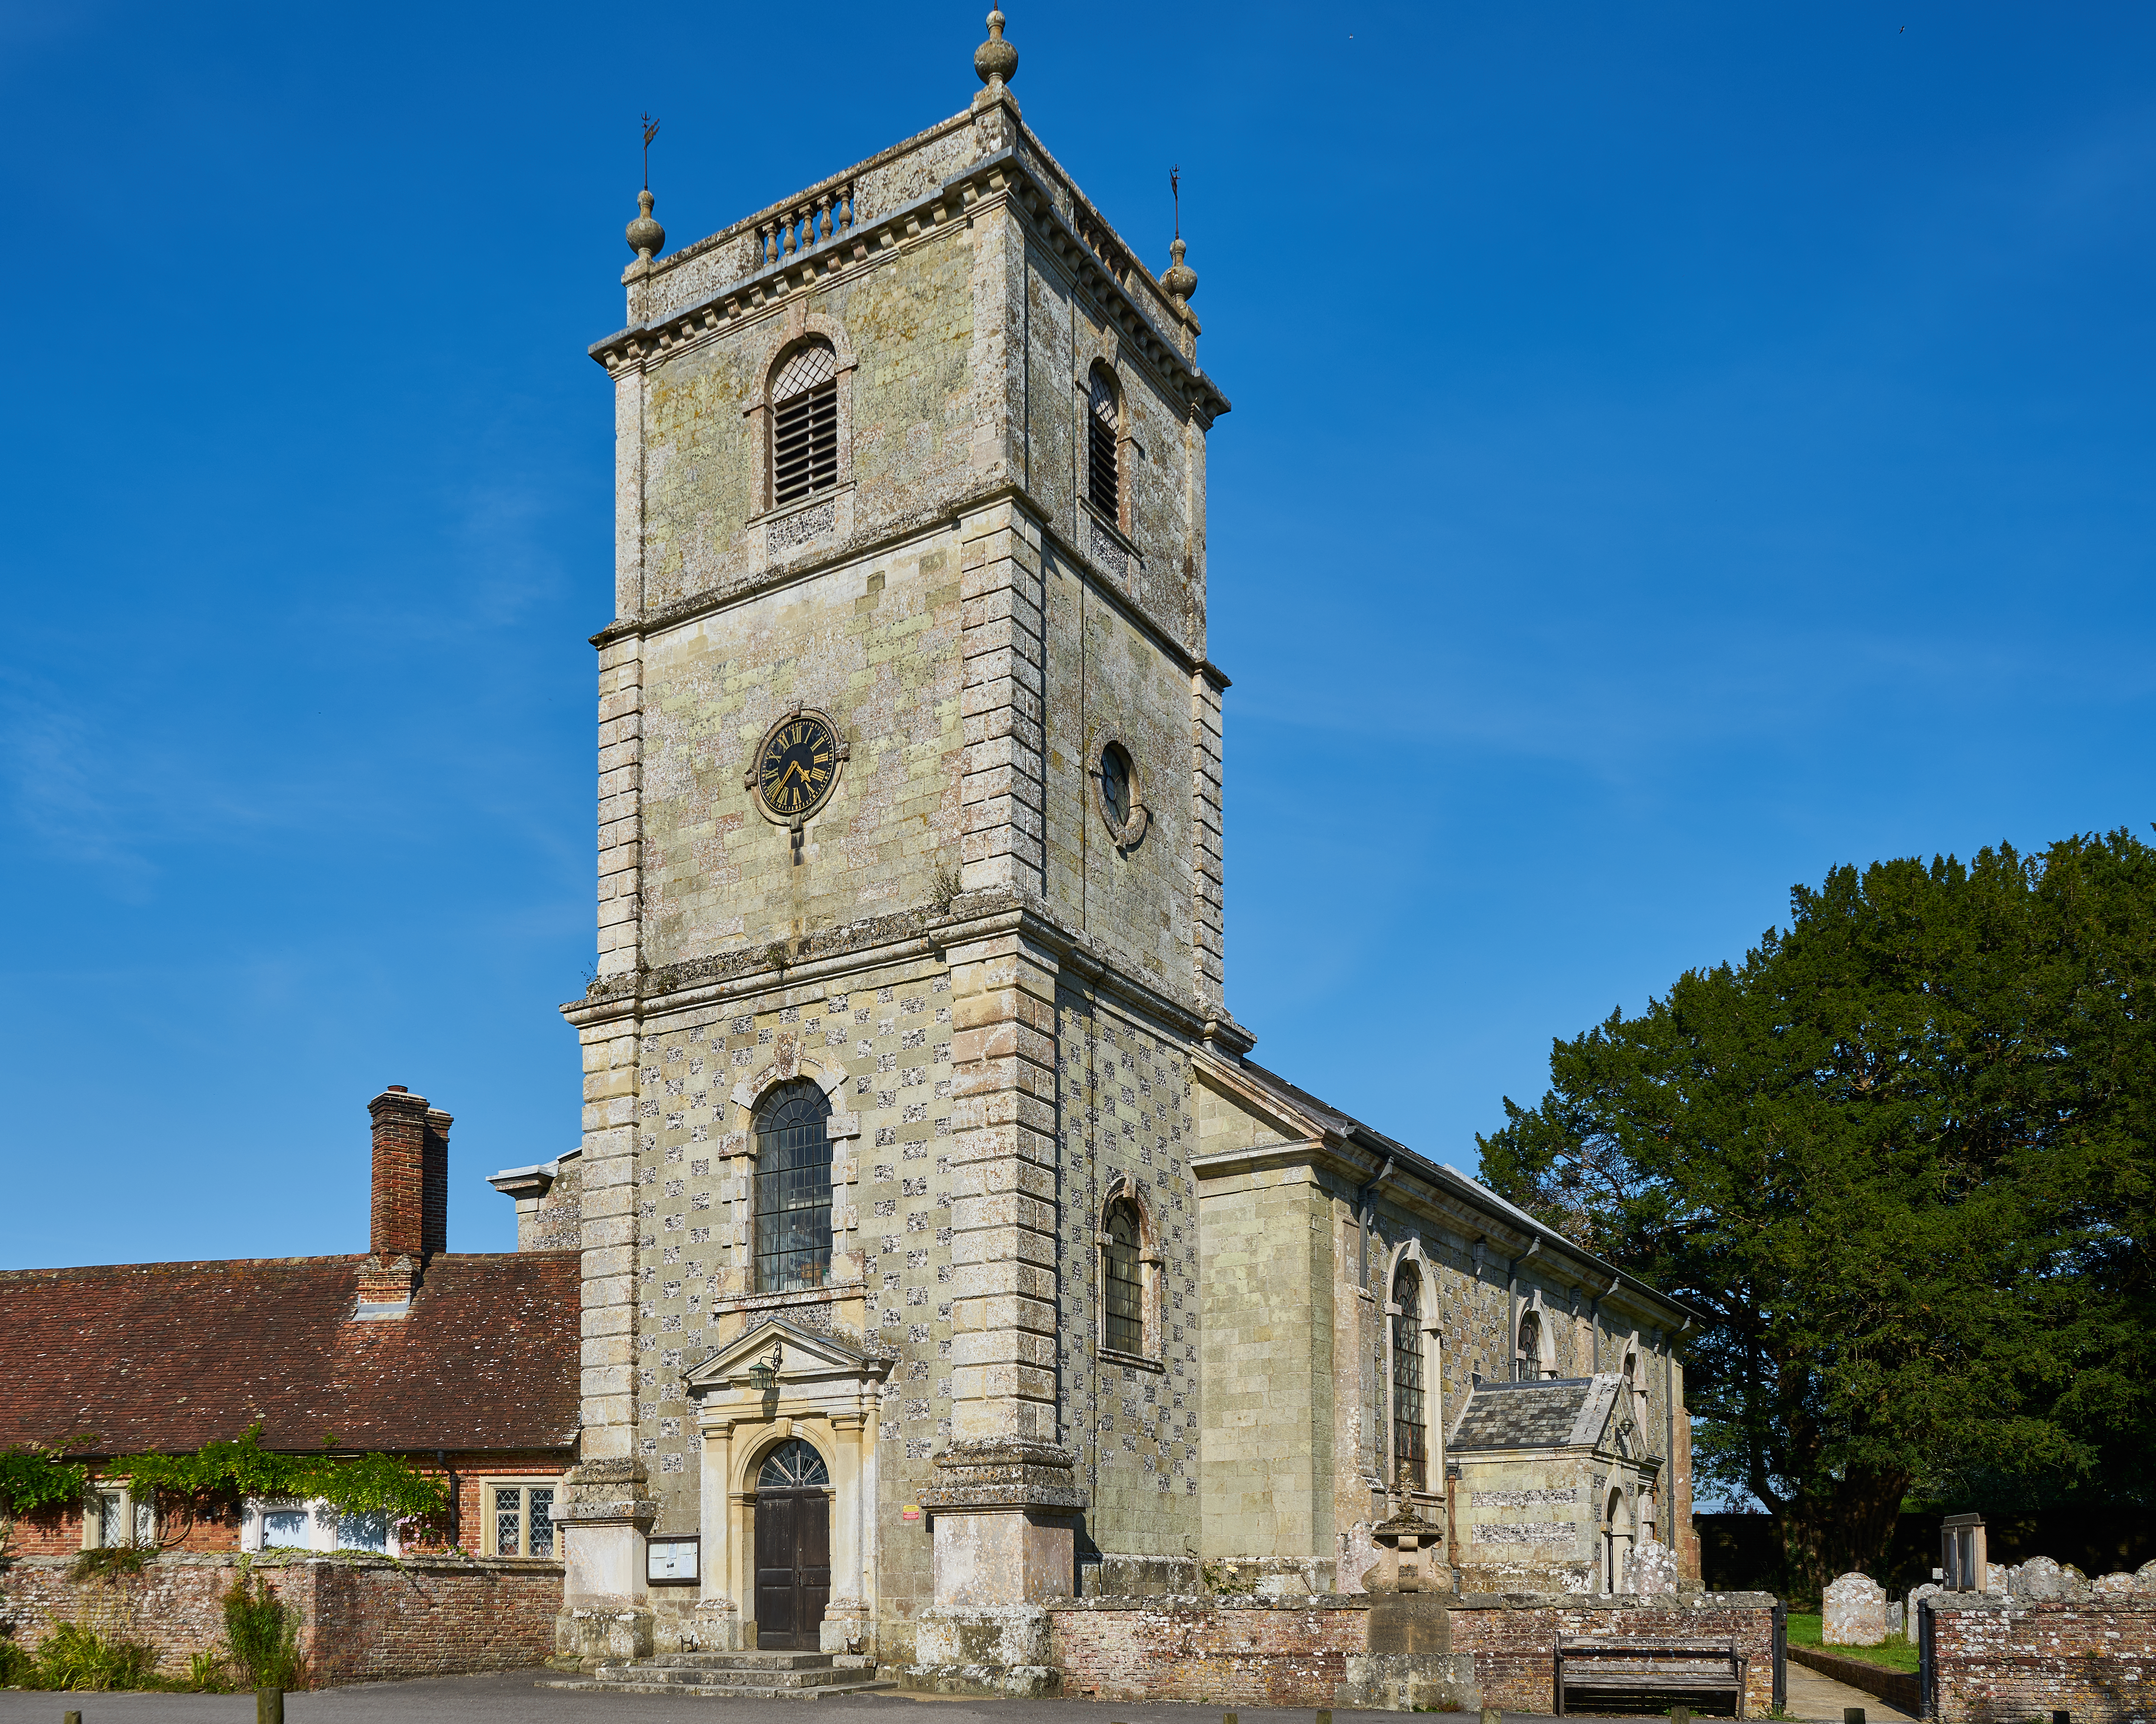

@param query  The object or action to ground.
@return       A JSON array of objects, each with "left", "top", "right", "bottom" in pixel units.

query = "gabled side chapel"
[{"left": 545, "top": 12, "right": 1702, "bottom": 1679}]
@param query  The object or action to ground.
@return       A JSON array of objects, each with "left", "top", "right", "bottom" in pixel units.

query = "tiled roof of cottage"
[
  {"left": 0, "top": 1254, "right": 579, "bottom": 1457},
  {"left": 1448, "top": 1375, "right": 1623, "bottom": 1453}
]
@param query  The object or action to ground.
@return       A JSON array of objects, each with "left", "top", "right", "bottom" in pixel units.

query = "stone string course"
[{"left": 0, "top": 1554, "right": 560, "bottom": 1686}]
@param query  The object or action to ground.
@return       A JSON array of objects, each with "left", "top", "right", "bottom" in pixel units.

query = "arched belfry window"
[
  {"left": 1087, "top": 366, "right": 1120, "bottom": 519},
  {"left": 772, "top": 340, "right": 839, "bottom": 505},
  {"left": 753, "top": 1080, "right": 832, "bottom": 1292},
  {"left": 1391, "top": 1265, "right": 1427, "bottom": 1490},
  {"left": 1102, "top": 1197, "right": 1143, "bottom": 1354},
  {"left": 1516, "top": 1308, "right": 1543, "bottom": 1382}
]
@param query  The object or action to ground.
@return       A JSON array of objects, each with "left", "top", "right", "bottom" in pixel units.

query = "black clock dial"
[{"left": 757, "top": 714, "right": 839, "bottom": 819}]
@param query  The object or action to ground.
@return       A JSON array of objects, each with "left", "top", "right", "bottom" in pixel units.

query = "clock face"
[{"left": 756, "top": 712, "right": 840, "bottom": 820}]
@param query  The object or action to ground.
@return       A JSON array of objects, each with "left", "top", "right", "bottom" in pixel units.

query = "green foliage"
[
  {"left": 1784, "top": 1614, "right": 1921, "bottom": 1673},
  {"left": 105, "top": 1424, "right": 450, "bottom": 1535},
  {"left": 67, "top": 1543, "right": 149, "bottom": 1582},
  {"left": 0, "top": 1635, "right": 33, "bottom": 1686},
  {"left": 221, "top": 1570, "right": 307, "bottom": 1691},
  {"left": 1479, "top": 830, "right": 2156, "bottom": 1594},
  {"left": 32, "top": 1622, "right": 163, "bottom": 1691},
  {"left": 0, "top": 1444, "right": 89, "bottom": 1518},
  {"left": 184, "top": 1649, "right": 232, "bottom": 1692}
]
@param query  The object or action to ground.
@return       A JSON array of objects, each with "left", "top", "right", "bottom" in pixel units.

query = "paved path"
[
  {"left": 1782, "top": 1658, "right": 1915, "bottom": 1723},
  {"left": 0, "top": 1664, "right": 1913, "bottom": 1724}
]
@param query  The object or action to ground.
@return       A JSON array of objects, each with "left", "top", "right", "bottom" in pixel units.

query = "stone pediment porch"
[{"left": 677, "top": 1316, "right": 895, "bottom": 1658}]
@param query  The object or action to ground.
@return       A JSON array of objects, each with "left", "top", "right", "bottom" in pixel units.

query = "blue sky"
[{"left": 3, "top": 2, "right": 2152, "bottom": 1267}]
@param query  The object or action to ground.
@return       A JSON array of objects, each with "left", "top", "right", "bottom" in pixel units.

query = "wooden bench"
[{"left": 1555, "top": 1636, "right": 1750, "bottom": 1718}]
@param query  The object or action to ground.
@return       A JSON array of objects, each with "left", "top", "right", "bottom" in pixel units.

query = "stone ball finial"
[
  {"left": 1162, "top": 236, "right": 1197, "bottom": 304},
  {"left": 975, "top": 9, "right": 1018, "bottom": 87},
  {"left": 626, "top": 189, "right": 665, "bottom": 260}
]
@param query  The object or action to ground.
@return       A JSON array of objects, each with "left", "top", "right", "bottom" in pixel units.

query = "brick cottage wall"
[
  {"left": 1050, "top": 1598, "right": 1371, "bottom": 1705},
  {"left": 1450, "top": 1594, "right": 1780, "bottom": 1715},
  {"left": 0, "top": 1552, "right": 560, "bottom": 1685},
  {"left": 1930, "top": 1596, "right": 2155, "bottom": 1724},
  {"left": 1046, "top": 1592, "right": 1778, "bottom": 1711}
]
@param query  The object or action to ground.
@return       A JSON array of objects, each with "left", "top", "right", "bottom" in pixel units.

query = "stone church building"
[{"left": 537, "top": 11, "right": 1702, "bottom": 1684}]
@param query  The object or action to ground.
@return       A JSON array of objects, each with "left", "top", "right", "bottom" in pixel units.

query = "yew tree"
[{"left": 1479, "top": 831, "right": 2154, "bottom": 1593}]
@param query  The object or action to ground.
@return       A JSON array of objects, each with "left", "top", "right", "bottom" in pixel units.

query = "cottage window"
[
  {"left": 753, "top": 1081, "right": 834, "bottom": 1293},
  {"left": 491, "top": 1482, "right": 558, "bottom": 1558},
  {"left": 771, "top": 341, "right": 839, "bottom": 505},
  {"left": 1088, "top": 366, "right": 1121, "bottom": 520},
  {"left": 1102, "top": 1198, "right": 1144, "bottom": 1354},
  {"left": 88, "top": 1488, "right": 151, "bottom": 1549},
  {"left": 1391, "top": 1266, "right": 1427, "bottom": 1490},
  {"left": 260, "top": 1505, "right": 312, "bottom": 1548}
]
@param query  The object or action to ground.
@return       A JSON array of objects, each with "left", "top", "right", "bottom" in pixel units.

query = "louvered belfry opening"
[
  {"left": 1088, "top": 368, "right": 1120, "bottom": 518},
  {"left": 772, "top": 341, "right": 839, "bottom": 505}
]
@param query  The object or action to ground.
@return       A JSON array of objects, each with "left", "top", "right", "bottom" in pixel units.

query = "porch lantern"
[{"left": 748, "top": 1342, "right": 783, "bottom": 1393}]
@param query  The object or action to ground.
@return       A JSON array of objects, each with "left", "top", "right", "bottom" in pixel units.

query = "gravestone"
[
  {"left": 1630, "top": 1538, "right": 1679, "bottom": 1597},
  {"left": 1822, "top": 1571, "right": 1887, "bottom": 1646},
  {"left": 2006, "top": 1556, "right": 2088, "bottom": 1601}
]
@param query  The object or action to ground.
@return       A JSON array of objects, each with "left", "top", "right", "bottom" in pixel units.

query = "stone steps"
[{"left": 541, "top": 1649, "right": 895, "bottom": 1701}]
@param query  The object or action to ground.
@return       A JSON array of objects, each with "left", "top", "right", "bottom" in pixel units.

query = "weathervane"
[
  {"left": 1170, "top": 163, "right": 1182, "bottom": 241},
  {"left": 641, "top": 113, "right": 661, "bottom": 190}
]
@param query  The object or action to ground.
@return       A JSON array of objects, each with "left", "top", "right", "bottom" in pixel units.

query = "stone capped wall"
[
  {"left": 0, "top": 1553, "right": 561, "bottom": 1685},
  {"left": 1450, "top": 1593, "right": 1780, "bottom": 1715},
  {"left": 1929, "top": 1594, "right": 2156, "bottom": 1724},
  {"left": 1049, "top": 1596, "right": 1368, "bottom": 1705}
]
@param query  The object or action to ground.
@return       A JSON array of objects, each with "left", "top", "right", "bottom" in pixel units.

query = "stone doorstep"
[
  {"left": 598, "top": 1665, "right": 865, "bottom": 1686},
  {"left": 642, "top": 1651, "right": 868, "bottom": 1670},
  {"left": 542, "top": 1677, "right": 897, "bottom": 1700}
]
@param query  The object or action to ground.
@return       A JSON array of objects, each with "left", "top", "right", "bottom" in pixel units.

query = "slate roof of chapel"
[
  {"left": 0, "top": 1253, "right": 580, "bottom": 1456},
  {"left": 1448, "top": 1375, "right": 1625, "bottom": 1453}
]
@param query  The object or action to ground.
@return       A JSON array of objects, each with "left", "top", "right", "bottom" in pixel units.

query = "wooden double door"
[{"left": 753, "top": 1439, "right": 831, "bottom": 1651}]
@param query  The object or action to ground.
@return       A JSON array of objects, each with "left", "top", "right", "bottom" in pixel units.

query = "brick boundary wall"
[
  {"left": 1046, "top": 1593, "right": 1778, "bottom": 1711},
  {"left": 0, "top": 1553, "right": 561, "bottom": 1686},
  {"left": 1786, "top": 1643, "right": 1922, "bottom": 1715},
  {"left": 1450, "top": 1594, "right": 1780, "bottom": 1716},
  {"left": 1929, "top": 1596, "right": 2155, "bottom": 1724}
]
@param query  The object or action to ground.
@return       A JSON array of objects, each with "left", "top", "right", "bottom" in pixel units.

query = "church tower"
[{"left": 552, "top": 11, "right": 1242, "bottom": 1676}]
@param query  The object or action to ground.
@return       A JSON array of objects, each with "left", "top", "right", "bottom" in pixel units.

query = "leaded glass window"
[
  {"left": 1392, "top": 1266, "right": 1427, "bottom": 1490},
  {"left": 1103, "top": 1199, "right": 1143, "bottom": 1354},
  {"left": 754, "top": 1081, "right": 833, "bottom": 1293},
  {"left": 492, "top": 1482, "right": 558, "bottom": 1557},
  {"left": 1518, "top": 1309, "right": 1543, "bottom": 1382},
  {"left": 529, "top": 1486, "right": 554, "bottom": 1558}
]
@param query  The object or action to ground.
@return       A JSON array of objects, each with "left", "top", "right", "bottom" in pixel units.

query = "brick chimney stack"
[{"left": 356, "top": 1085, "right": 452, "bottom": 1316}]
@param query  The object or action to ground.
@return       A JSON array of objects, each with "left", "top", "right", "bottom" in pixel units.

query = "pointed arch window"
[
  {"left": 772, "top": 341, "right": 839, "bottom": 504},
  {"left": 1102, "top": 1197, "right": 1143, "bottom": 1354},
  {"left": 1087, "top": 366, "right": 1121, "bottom": 520},
  {"left": 753, "top": 1080, "right": 832, "bottom": 1292},
  {"left": 1391, "top": 1264, "right": 1427, "bottom": 1490}
]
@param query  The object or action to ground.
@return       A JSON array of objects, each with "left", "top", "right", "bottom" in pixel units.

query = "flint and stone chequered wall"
[
  {"left": 0, "top": 1554, "right": 561, "bottom": 1685},
  {"left": 1930, "top": 1596, "right": 2156, "bottom": 1724}
]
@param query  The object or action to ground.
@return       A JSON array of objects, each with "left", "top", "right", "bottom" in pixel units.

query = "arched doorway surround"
[{"left": 684, "top": 1319, "right": 892, "bottom": 1653}]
